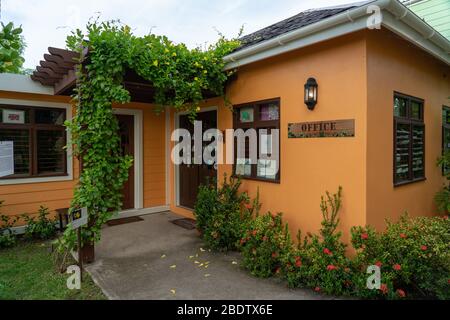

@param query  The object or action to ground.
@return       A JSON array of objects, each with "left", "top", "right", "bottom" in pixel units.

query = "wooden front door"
[
  {"left": 179, "top": 110, "right": 217, "bottom": 209},
  {"left": 117, "top": 114, "right": 135, "bottom": 210}
]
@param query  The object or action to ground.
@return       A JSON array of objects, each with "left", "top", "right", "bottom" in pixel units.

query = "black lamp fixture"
[{"left": 304, "top": 77, "right": 318, "bottom": 110}]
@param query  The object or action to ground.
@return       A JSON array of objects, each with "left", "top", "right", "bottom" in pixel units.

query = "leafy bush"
[
  {"left": 351, "top": 214, "right": 450, "bottom": 300},
  {"left": 23, "top": 206, "right": 57, "bottom": 240},
  {"left": 240, "top": 212, "right": 292, "bottom": 278},
  {"left": 435, "top": 151, "right": 450, "bottom": 215},
  {"left": 194, "top": 174, "right": 251, "bottom": 251},
  {"left": 435, "top": 187, "right": 450, "bottom": 215},
  {"left": 282, "top": 187, "right": 354, "bottom": 296},
  {"left": 0, "top": 201, "right": 19, "bottom": 249}
]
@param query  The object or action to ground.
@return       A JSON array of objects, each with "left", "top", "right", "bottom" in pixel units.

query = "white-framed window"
[{"left": 0, "top": 99, "right": 73, "bottom": 185}]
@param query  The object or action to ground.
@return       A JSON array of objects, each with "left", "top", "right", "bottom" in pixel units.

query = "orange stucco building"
[{"left": 1, "top": 0, "right": 449, "bottom": 242}]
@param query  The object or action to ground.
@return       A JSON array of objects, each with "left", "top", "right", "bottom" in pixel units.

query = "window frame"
[
  {"left": 442, "top": 106, "right": 450, "bottom": 175},
  {"left": 233, "top": 98, "right": 281, "bottom": 184},
  {"left": 393, "top": 92, "right": 426, "bottom": 187},
  {"left": 0, "top": 99, "right": 73, "bottom": 185}
]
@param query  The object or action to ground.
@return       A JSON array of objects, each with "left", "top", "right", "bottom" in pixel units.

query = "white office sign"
[
  {"left": 2, "top": 109, "right": 25, "bottom": 124},
  {"left": 0, "top": 141, "right": 14, "bottom": 178},
  {"left": 69, "top": 208, "right": 88, "bottom": 230}
]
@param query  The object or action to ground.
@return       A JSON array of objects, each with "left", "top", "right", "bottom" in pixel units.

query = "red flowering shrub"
[
  {"left": 240, "top": 212, "right": 292, "bottom": 278},
  {"left": 351, "top": 214, "right": 450, "bottom": 300},
  {"left": 282, "top": 187, "right": 354, "bottom": 296}
]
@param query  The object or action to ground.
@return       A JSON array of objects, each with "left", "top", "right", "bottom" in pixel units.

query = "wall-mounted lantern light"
[{"left": 304, "top": 78, "right": 318, "bottom": 111}]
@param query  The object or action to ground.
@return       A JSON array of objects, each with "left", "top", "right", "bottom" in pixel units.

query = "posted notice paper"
[{"left": 0, "top": 141, "right": 14, "bottom": 178}]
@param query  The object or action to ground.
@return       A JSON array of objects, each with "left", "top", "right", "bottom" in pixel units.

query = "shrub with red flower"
[
  {"left": 360, "top": 233, "right": 369, "bottom": 240},
  {"left": 393, "top": 264, "right": 402, "bottom": 271},
  {"left": 351, "top": 214, "right": 450, "bottom": 300},
  {"left": 396, "top": 289, "right": 406, "bottom": 298},
  {"left": 283, "top": 187, "right": 353, "bottom": 297},
  {"left": 327, "top": 265, "right": 338, "bottom": 271},
  {"left": 380, "top": 284, "right": 388, "bottom": 295},
  {"left": 240, "top": 212, "right": 292, "bottom": 278}
]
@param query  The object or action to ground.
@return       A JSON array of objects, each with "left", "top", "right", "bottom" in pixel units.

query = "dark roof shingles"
[{"left": 237, "top": 6, "right": 356, "bottom": 51}]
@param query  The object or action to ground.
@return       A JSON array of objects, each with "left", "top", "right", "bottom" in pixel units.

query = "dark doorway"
[
  {"left": 117, "top": 114, "right": 135, "bottom": 210},
  {"left": 179, "top": 110, "right": 217, "bottom": 209}
]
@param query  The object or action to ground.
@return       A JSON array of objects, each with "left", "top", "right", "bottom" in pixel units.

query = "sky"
[{"left": 3, "top": 0, "right": 361, "bottom": 69}]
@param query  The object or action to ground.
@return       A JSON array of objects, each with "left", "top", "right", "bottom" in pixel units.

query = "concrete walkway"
[{"left": 86, "top": 212, "right": 328, "bottom": 300}]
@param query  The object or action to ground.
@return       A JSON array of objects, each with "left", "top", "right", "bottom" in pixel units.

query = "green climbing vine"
[
  {"left": 0, "top": 22, "right": 26, "bottom": 74},
  {"left": 59, "top": 20, "right": 240, "bottom": 251}
]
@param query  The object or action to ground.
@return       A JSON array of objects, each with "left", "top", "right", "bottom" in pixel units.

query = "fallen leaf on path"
[
  {"left": 204, "top": 274, "right": 211, "bottom": 277},
  {"left": 199, "top": 263, "right": 204, "bottom": 267},
  {"left": 200, "top": 248, "right": 206, "bottom": 252},
  {"left": 194, "top": 261, "right": 200, "bottom": 264},
  {"left": 170, "top": 289, "right": 176, "bottom": 295},
  {"left": 170, "top": 265, "right": 177, "bottom": 269},
  {"left": 161, "top": 254, "right": 166, "bottom": 259},
  {"left": 189, "top": 256, "right": 194, "bottom": 259},
  {"left": 232, "top": 261, "right": 238, "bottom": 265}
]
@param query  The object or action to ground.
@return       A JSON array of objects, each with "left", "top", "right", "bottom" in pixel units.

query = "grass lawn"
[{"left": 0, "top": 240, "right": 106, "bottom": 300}]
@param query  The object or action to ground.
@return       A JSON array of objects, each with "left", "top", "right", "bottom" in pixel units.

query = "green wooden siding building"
[{"left": 405, "top": 0, "right": 450, "bottom": 40}]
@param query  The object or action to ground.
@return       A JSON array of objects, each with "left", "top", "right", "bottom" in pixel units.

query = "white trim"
[
  {"left": 0, "top": 98, "right": 73, "bottom": 185},
  {"left": 0, "top": 73, "right": 54, "bottom": 95},
  {"left": 114, "top": 205, "right": 170, "bottom": 220},
  {"left": 174, "top": 113, "right": 180, "bottom": 207},
  {"left": 173, "top": 106, "right": 218, "bottom": 208},
  {"left": 113, "top": 108, "right": 144, "bottom": 210},
  {"left": 223, "top": 0, "right": 450, "bottom": 70},
  {"left": 165, "top": 107, "right": 171, "bottom": 206},
  {"left": 226, "top": 16, "right": 370, "bottom": 70}
]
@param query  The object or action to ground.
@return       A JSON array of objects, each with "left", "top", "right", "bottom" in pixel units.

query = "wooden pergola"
[
  {"left": 31, "top": 47, "right": 158, "bottom": 102},
  {"left": 30, "top": 47, "right": 219, "bottom": 102}
]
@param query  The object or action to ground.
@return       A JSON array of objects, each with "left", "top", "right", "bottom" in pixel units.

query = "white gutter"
[
  {"left": 223, "top": 0, "right": 450, "bottom": 70},
  {"left": 386, "top": 0, "right": 449, "bottom": 50},
  {"left": 0, "top": 73, "right": 53, "bottom": 95}
]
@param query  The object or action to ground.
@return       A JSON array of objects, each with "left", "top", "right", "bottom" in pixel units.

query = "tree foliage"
[
  {"left": 435, "top": 151, "right": 450, "bottom": 215},
  {"left": 59, "top": 21, "right": 240, "bottom": 251},
  {"left": 0, "top": 22, "right": 26, "bottom": 74}
]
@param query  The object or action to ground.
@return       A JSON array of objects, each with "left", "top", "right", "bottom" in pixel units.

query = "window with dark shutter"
[
  {"left": 443, "top": 106, "right": 450, "bottom": 175},
  {"left": 393, "top": 93, "right": 425, "bottom": 186},
  {"left": 233, "top": 99, "right": 280, "bottom": 183},
  {"left": 0, "top": 105, "right": 67, "bottom": 179}
]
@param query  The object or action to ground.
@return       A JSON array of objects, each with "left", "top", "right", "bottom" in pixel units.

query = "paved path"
[{"left": 86, "top": 212, "right": 329, "bottom": 300}]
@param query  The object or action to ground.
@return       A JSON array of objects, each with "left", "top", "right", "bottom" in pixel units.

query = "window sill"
[
  {"left": 394, "top": 177, "right": 426, "bottom": 188},
  {"left": 234, "top": 175, "right": 281, "bottom": 185},
  {"left": 0, "top": 174, "right": 73, "bottom": 186}
]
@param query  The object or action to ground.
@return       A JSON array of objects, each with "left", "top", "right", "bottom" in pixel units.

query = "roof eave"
[{"left": 223, "top": 0, "right": 450, "bottom": 70}]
